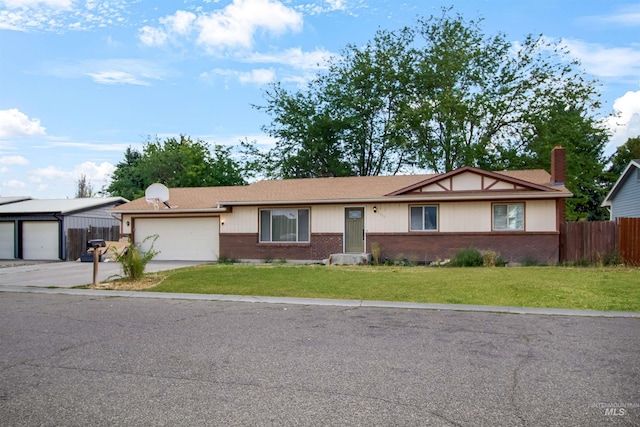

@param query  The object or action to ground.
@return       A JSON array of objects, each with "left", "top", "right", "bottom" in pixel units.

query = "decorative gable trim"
[{"left": 387, "top": 166, "right": 556, "bottom": 196}]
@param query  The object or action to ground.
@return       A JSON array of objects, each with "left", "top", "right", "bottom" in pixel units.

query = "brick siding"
[
  {"left": 221, "top": 231, "right": 559, "bottom": 264},
  {"left": 220, "top": 233, "right": 342, "bottom": 261},
  {"left": 367, "top": 232, "right": 559, "bottom": 264}
]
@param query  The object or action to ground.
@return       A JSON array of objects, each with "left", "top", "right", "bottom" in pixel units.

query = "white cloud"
[
  {"left": 45, "top": 58, "right": 167, "bottom": 86},
  {"left": 161, "top": 10, "right": 196, "bottom": 36},
  {"left": 138, "top": 25, "right": 168, "bottom": 46},
  {"left": 139, "top": 0, "right": 303, "bottom": 51},
  {"left": 0, "top": 109, "right": 46, "bottom": 138},
  {"left": 562, "top": 39, "right": 640, "bottom": 78},
  {"left": 47, "top": 141, "right": 131, "bottom": 151},
  {"left": 0, "top": 0, "right": 132, "bottom": 32},
  {"left": 0, "top": 155, "right": 29, "bottom": 165},
  {"left": 1, "top": 0, "right": 73, "bottom": 9},
  {"left": 238, "top": 68, "right": 275, "bottom": 84},
  {"left": 605, "top": 91, "right": 640, "bottom": 151},
  {"left": 244, "top": 47, "right": 333, "bottom": 70},
  {"left": 29, "top": 161, "right": 116, "bottom": 196},
  {"left": 86, "top": 71, "right": 151, "bottom": 86},
  {"left": 581, "top": 5, "right": 640, "bottom": 27},
  {"left": 2, "top": 179, "right": 26, "bottom": 189},
  {"left": 201, "top": 67, "right": 275, "bottom": 85}
]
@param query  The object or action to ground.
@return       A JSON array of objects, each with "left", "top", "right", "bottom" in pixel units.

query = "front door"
[{"left": 344, "top": 207, "right": 364, "bottom": 253}]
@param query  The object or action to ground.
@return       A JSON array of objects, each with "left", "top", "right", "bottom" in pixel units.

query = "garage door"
[
  {"left": 0, "top": 222, "right": 15, "bottom": 259},
  {"left": 134, "top": 217, "right": 219, "bottom": 261},
  {"left": 22, "top": 221, "right": 60, "bottom": 260}
]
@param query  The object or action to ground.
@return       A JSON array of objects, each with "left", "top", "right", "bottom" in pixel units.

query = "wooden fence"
[
  {"left": 66, "top": 226, "right": 120, "bottom": 261},
  {"left": 619, "top": 217, "right": 640, "bottom": 266},
  {"left": 560, "top": 218, "right": 640, "bottom": 265}
]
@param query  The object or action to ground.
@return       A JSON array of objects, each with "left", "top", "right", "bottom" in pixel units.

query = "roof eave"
[
  {"left": 113, "top": 207, "right": 229, "bottom": 215},
  {"left": 219, "top": 192, "right": 573, "bottom": 206},
  {"left": 602, "top": 160, "right": 640, "bottom": 205}
]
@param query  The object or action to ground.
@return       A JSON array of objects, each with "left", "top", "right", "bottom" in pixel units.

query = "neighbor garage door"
[
  {"left": 0, "top": 222, "right": 15, "bottom": 259},
  {"left": 134, "top": 217, "right": 219, "bottom": 261},
  {"left": 22, "top": 221, "right": 60, "bottom": 260}
]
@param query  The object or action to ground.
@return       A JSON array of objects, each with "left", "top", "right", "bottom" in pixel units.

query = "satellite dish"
[{"left": 145, "top": 183, "right": 171, "bottom": 209}]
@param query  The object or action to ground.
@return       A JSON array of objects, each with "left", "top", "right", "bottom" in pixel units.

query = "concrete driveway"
[{"left": 0, "top": 260, "right": 204, "bottom": 288}]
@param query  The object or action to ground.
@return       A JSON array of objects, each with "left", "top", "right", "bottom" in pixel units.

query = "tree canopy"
[
  {"left": 106, "top": 135, "right": 245, "bottom": 200},
  {"left": 608, "top": 136, "right": 640, "bottom": 177},
  {"left": 248, "top": 9, "right": 609, "bottom": 220}
]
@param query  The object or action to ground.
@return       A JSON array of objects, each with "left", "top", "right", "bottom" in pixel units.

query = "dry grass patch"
[{"left": 91, "top": 272, "right": 169, "bottom": 291}]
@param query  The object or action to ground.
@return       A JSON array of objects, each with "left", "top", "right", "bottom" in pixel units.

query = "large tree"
[
  {"left": 251, "top": 9, "right": 605, "bottom": 187},
  {"left": 499, "top": 103, "right": 611, "bottom": 220},
  {"left": 254, "top": 26, "right": 416, "bottom": 178},
  {"left": 106, "top": 135, "right": 245, "bottom": 200}
]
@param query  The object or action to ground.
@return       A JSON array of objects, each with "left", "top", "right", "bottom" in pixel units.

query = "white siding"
[
  {"left": 312, "top": 205, "right": 346, "bottom": 233},
  {"left": 367, "top": 203, "right": 408, "bottom": 233},
  {"left": 526, "top": 200, "right": 557, "bottom": 231},
  {"left": 222, "top": 206, "right": 258, "bottom": 233},
  {"left": 452, "top": 172, "right": 482, "bottom": 191},
  {"left": 0, "top": 222, "right": 15, "bottom": 259},
  {"left": 440, "top": 202, "right": 492, "bottom": 232}
]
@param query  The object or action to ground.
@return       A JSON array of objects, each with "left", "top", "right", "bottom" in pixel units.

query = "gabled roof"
[
  {"left": 602, "top": 159, "right": 640, "bottom": 206},
  {"left": 387, "top": 166, "right": 562, "bottom": 196},
  {"left": 114, "top": 167, "right": 571, "bottom": 213},
  {"left": 0, "top": 197, "right": 128, "bottom": 215}
]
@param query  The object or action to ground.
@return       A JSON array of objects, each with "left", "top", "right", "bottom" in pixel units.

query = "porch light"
[{"left": 373, "top": 206, "right": 377, "bottom": 213}]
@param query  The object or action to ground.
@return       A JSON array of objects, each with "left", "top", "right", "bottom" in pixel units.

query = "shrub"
[
  {"left": 218, "top": 255, "right": 237, "bottom": 264},
  {"left": 113, "top": 235, "right": 159, "bottom": 281},
  {"left": 449, "top": 247, "right": 483, "bottom": 267},
  {"left": 371, "top": 242, "right": 381, "bottom": 265}
]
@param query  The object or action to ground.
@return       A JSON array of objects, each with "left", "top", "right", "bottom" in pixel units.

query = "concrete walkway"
[{"left": 0, "top": 285, "right": 638, "bottom": 318}]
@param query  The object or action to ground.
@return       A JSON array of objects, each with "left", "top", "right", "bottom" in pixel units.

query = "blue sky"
[{"left": 1, "top": 0, "right": 639, "bottom": 199}]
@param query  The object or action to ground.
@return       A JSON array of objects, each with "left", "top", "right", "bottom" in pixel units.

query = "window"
[
  {"left": 410, "top": 206, "right": 438, "bottom": 231},
  {"left": 493, "top": 203, "right": 524, "bottom": 230},
  {"left": 260, "top": 209, "right": 310, "bottom": 242}
]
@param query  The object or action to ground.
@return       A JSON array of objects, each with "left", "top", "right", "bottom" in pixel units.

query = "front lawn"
[{"left": 133, "top": 264, "right": 640, "bottom": 312}]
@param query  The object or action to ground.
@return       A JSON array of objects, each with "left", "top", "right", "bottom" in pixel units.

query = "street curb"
[{"left": 1, "top": 285, "right": 639, "bottom": 318}]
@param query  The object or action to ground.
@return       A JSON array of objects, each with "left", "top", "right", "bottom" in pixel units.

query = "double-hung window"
[
  {"left": 260, "top": 208, "right": 310, "bottom": 242},
  {"left": 410, "top": 206, "right": 438, "bottom": 231},
  {"left": 493, "top": 203, "right": 524, "bottom": 230}
]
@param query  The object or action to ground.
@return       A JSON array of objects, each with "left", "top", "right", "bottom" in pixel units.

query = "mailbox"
[{"left": 87, "top": 239, "right": 106, "bottom": 250}]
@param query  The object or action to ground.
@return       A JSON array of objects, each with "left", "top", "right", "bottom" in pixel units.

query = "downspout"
[{"left": 54, "top": 213, "right": 64, "bottom": 260}]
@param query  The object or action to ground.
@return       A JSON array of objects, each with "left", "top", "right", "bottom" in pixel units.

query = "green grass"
[{"left": 144, "top": 264, "right": 640, "bottom": 312}]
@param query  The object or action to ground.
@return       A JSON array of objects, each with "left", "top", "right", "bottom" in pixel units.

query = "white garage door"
[
  {"left": 0, "top": 222, "right": 15, "bottom": 259},
  {"left": 23, "top": 221, "right": 60, "bottom": 260},
  {"left": 135, "top": 217, "right": 219, "bottom": 261}
]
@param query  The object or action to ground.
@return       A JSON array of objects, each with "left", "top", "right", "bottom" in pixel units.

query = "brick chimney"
[{"left": 551, "top": 146, "right": 566, "bottom": 185}]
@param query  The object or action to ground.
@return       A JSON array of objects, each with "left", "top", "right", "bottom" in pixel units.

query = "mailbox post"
[{"left": 88, "top": 239, "right": 106, "bottom": 286}]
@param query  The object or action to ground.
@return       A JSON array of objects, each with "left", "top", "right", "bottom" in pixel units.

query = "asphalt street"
[{"left": 0, "top": 292, "right": 638, "bottom": 426}]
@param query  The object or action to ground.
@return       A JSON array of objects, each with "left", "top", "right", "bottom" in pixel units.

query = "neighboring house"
[
  {"left": 0, "top": 197, "right": 128, "bottom": 260},
  {"left": 113, "top": 148, "right": 571, "bottom": 265},
  {"left": 602, "top": 159, "right": 640, "bottom": 220}
]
